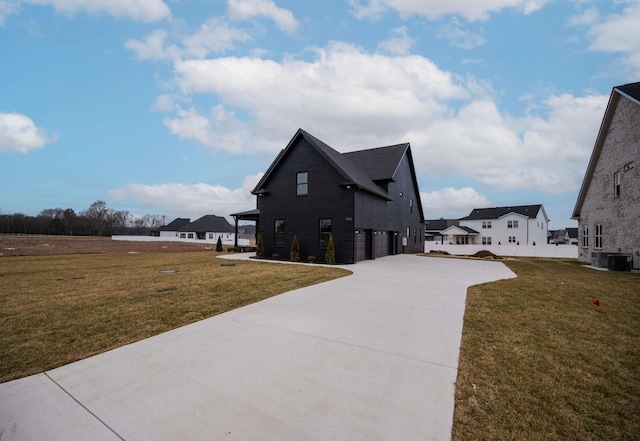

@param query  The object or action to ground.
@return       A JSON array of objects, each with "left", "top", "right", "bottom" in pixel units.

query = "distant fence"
[
  {"left": 424, "top": 243, "right": 579, "bottom": 259},
  {"left": 112, "top": 235, "right": 251, "bottom": 246}
]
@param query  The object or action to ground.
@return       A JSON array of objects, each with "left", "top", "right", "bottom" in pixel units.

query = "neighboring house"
[
  {"left": 177, "top": 215, "right": 235, "bottom": 242},
  {"left": 548, "top": 228, "right": 578, "bottom": 245},
  {"left": 425, "top": 218, "right": 459, "bottom": 243},
  {"left": 440, "top": 225, "right": 479, "bottom": 245},
  {"left": 157, "top": 218, "right": 191, "bottom": 238},
  {"left": 572, "top": 82, "right": 640, "bottom": 270},
  {"left": 250, "top": 129, "right": 425, "bottom": 263},
  {"left": 548, "top": 229, "right": 565, "bottom": 245},
  {"left": 565, "top": 227, "right": 578, "bottom": 245},
  {"left": 457, "top": 205, "right": 549, "bottom": 246}
]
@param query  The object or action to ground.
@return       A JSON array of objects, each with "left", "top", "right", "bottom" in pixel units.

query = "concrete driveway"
[{"left": 0, "top": 254, "right": 515, "bottom": 441}]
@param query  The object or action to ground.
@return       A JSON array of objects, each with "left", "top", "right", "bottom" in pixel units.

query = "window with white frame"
[
  {"left": 614, "top": 171, "right": 621, "bottom": 197},
  {"left": 209, "top": 233, "right": 214, "bottom": 239},
  {"left": 180, "top": 233, "right": 186, "bottom": 238},
  {"left": 297, "top": 172, "right": 308, "bottom": 196},
  {"left": 508, "top": 220, "right": 518, "bottom": 229},
  {"left": 508, "top": 236, "right": 516, "bottom": 243},
  {"left": 482, "top": 221, "right": 492, "bottom": 229},
  {"left": 187, "top": 233, "right": 194, "bottom": 239},
  {"left": 482, "top": 237, "right": 492, "bottom": 245},
  {"left": 595, "top": 224, "right": 602, "bottom": 249},
  {"left": 582, "top": 224, "right": 589, "bottom": 247}
]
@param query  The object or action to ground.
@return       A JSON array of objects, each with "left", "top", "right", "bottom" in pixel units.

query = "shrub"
[
  {"left": 325, "top": 234, "right": 335, "bottom": 264},
  {"left": 256, "top": 233, "right": 264, "bottom": 258},
  {"left": 307, "top": 255, "right": 316, "bottom": 263},
  {"left": 290, "top": 235, "right": 300, "bottom": 261},
  {"left": 271, "top": 253, "right": 280, "bottom": 260},
  {"left": 216, "top": 236, "right": 223, "bottom": 252}
]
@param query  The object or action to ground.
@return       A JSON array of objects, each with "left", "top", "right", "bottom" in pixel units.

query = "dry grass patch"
[
  {"left": 0, "top": 252, "right": 350, "bottom": 383},
  {"left": 453, "top": 259, "right": 640, "bottom": 441}
]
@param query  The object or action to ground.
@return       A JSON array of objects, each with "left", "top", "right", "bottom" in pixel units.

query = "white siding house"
[
  {"left": 158, "top": 218, "right": 191, "bottom": 238},
  {"left": 457, "top": 205, "right": 549, "bottom": 246}
]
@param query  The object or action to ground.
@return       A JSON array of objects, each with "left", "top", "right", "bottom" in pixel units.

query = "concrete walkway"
[{"left": 0, "top": 254, "right": 515, "bottom": 441}]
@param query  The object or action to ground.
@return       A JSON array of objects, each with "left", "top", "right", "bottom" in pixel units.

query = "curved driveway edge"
[{"left": 0, "top": 254, "right": 515, "bottom": 441}]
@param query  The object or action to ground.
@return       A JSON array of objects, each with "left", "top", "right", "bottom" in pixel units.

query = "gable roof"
[
  {"left": 425, "top": 218, "right": 459, "bottom": 231},
  {"left": 565, "top": 227, "right": 578, "bottom": 239},
  {"left": 441, "top": 225, "right": 479, "bottom": 235},
  {"left": 572, "top": 81, "right": 640, "bottom": 218},
  {"left": 616, "top": 82, "right": 640, "bottom": 103},
  {"left": 461, "top": 205, "right": 544, "bottom": 221},
  {"left": 158, "top": 218, "right": 191, "bottom": 231},
  {"left": 343, "top": 144, "right": 409, "bottom": 181},
  {"left": 252, "top": 129, "right": 419, "bottom": 203},
  {"left": 178, "top": 215, "right": 234, "bottom": 233}
]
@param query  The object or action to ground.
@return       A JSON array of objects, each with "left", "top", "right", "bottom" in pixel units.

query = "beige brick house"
[{"left": 572, "top": 82, "right": 640, "bottom": 270}]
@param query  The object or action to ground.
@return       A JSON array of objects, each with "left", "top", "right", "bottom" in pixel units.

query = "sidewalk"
[{"left": 0, "top": 254, "right": 516, "bottom": 440}]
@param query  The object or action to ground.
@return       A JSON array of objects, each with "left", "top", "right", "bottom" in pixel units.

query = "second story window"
[
  {"left": 297, "top": 172, "right": 308, "bottom": 196},
  {"left": 508, "top": 220, "right": 518, "bottom": 228},
  {"left": 614, "top": 171, "right": 621, "bottom": 197},
  {"left": 482, "top": 221, "right": 492, "bottom": 229}
]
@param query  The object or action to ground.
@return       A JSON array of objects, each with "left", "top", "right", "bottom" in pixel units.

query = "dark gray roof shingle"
[
  {"left": 616, "top": 82, "right": 640, "bottom": 102},
  {"left": 158, "top": 218, "right": 191, "bottom": 231},
  {"left": 178, "top": 215, "right": 234, "bottom": 233},
  {"left": 461, "top": 205, "right": 542, "bottom": 220}
]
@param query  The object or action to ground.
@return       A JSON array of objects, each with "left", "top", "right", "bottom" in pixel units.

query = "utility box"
[{"left": 607, "top": 254, "right": 631, "bottom": 272}]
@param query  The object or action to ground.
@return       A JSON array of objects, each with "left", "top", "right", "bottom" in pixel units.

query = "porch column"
[{"left": 233, "top": 216, "right": 239, "bottom": 248}]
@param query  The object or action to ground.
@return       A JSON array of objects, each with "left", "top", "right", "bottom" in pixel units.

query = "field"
[{"left": 0, "top": 236, "right": 350, "bottom": 383}]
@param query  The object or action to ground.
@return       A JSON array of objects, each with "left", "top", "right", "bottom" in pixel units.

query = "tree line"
[{"left": 0, "top": 201, "right": 167, "bottom": 236}]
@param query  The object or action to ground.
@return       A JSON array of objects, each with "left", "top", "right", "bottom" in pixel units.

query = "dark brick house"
[{"left": 250, "top": 129, "right": 424, "bottom": 263}]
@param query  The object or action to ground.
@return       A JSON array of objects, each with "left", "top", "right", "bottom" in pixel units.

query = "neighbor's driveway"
[{"left": 0, "top": 254, "right": 515, "bottom": 441}]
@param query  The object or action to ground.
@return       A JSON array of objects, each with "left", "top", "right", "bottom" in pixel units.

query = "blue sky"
[{"left": 1, "top": 0, "right": 639, "bottom": 229}]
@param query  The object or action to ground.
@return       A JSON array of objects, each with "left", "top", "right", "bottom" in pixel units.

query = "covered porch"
[
  {"left": 230, "top": 208, "right": 260, "bottom": 248},
  {"left": 440, "top": 225, "right": 479, "bottom": 245}
]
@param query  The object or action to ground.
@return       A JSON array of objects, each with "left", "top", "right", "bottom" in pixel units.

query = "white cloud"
[
  {"left": 163, "top": 105, "right": 267, "bottom": 153},
  {"left": 570, "top": 0, "right": 640, "bottom": 75},
  {"left": 421, "top": 187, "right": 491, "bottom": 219},
  {"left": 171, "top": 41, "right": 468, "bottom": 151},
  {"left": 159, "top": 41, "right": 607, "bottom": 196},
  {"left": 378, "top": 26, "right": 415, "bottom": 55},
  {"left": 350, "top": 0, "right": 551, "bottom": 22},
  {"left": 0, "top": 112, "right": 57, "bottom": 153},
  {"left": 23, "top": 0, "right": 171, "bottom": 22},
  {"left": 437, "top": 19, "right": 486, "bottom": 49},
  {"left": 0, "top": 0, "right": 19, "bottom": 26},
  {"left": 106, "top": 173, "right": 263, "bottom": 220},
  {"left": 413, "top": 92, "right": 608, "bottom": 193},
  {"left": 125, "top": 19, "right": 252, "bottom": 61},
  {"left": 182, "top": 17, "right": 252, "bottom": 58},
  {"left": 125, "top": 30, "right": 175, "bottom": 60},
  {"left": 228, "top": 0, "right": 298, "bottom": 33}
]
